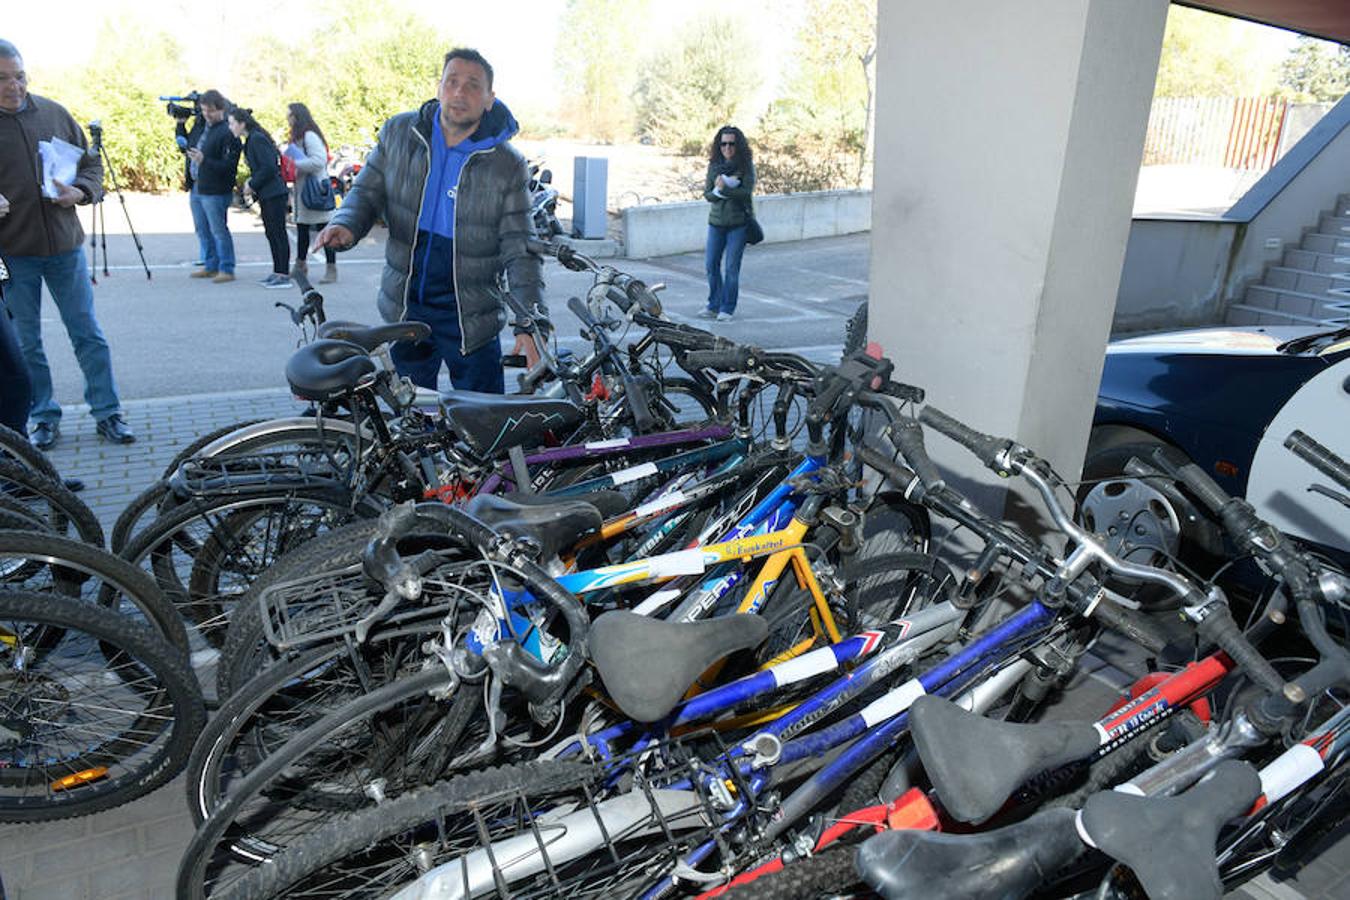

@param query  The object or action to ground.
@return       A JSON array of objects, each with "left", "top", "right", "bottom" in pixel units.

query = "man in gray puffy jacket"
[{"left": 318, "top": 47, "right": 542, "bottom": 394}]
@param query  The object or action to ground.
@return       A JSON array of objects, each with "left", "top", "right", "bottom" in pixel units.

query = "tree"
[
  {"left": 1278, "top": 36, "right": 1350, "bottom": 102},
  {"left": 774, "top": 0, "right": 876, "bottom": 185},
  {"left": 1153, "top": 6, "right": 1281, "bottom": 98},
  {"left": 554, "top": 0, "right": 649, "bottom": 141},
  {"left": 632, "top": 14, "right": 761, "bottom": 154}
]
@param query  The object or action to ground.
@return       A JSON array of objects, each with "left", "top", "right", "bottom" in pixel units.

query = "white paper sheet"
[{"left": 39, "top": 138, "right": 84, "bottom": 199}]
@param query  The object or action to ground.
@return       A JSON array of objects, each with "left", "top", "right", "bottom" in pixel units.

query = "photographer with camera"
[
  {"left": 0, "top": 39, "right": 133, "bottom": 448},
  {"left": 179, "top": 89, "right": 240, "bottom": 283},
  {"left": 168, "top": 92, "right": 211, "bottom": 272}
]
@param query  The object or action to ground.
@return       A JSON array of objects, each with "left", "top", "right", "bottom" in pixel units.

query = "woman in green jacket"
[{"left": 700, "top": 125, "right": 755, "bottom": 322}]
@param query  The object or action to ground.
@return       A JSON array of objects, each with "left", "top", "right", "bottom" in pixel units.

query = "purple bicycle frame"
[{"left": 477, "top": 423, "right": 734, "bottom": 494}]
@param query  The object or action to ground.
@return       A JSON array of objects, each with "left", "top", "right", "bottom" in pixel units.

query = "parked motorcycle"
[{"left": 529, "top": 160, "right": 564, "bottom": 237}]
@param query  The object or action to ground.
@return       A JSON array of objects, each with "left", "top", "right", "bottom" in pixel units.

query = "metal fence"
[{"left": 1143, "top": 96, "right": 1290, "bottom": 170}]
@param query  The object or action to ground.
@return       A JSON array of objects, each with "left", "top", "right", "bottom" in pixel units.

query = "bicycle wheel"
[
  {"left": 0, "top": 589, "right": 205, "bottom": 822},
  {"left": 0, "top": 529, "right": 189, "bottom": 652},
  {"left": 755, "top": 551, "right": 951, "bottom": 666},
  {"left": 118, "top": 486, "right": 363, "bottom": 650},
  {"left": 179, "top": 668, "right": 487, "bottom": 898},
  {"left": 0, "top": 423, "right": 60, "bottom": 483},
  {"left": 0, "top": 459, "right": 103, "bottom": 547},
  {"left": 202, "top": 760, "right": 662, "bottom": 900}
]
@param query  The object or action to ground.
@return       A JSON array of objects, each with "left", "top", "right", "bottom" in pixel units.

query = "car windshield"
[{"left": 1274, "top": 326, "right": 1350, "bottom": 355}]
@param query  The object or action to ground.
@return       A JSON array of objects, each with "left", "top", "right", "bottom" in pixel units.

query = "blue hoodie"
[{"left": 409, "top": 99, "right": 520, "bottom": 310}]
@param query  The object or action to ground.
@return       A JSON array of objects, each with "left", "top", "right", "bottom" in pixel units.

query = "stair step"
[
  {"left": 1282, "top": 247, "right": 1350, "bottom": 274},
  {"left": 1263, "top": 267, "right": 1345, "bottom": 295},
  {"left": 1299, "top": 232, "right": 1350, "bottom": 254},
  {"left": 1317, "top": 213, "right": 1350, "bottom": 233},
  {"left": 1243, "top": 284, "right": 1350, "bottom": 321}
]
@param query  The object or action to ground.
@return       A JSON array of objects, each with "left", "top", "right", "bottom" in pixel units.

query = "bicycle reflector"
[{"left": 50, "top": 767, "right": 109, "bottom": 792}]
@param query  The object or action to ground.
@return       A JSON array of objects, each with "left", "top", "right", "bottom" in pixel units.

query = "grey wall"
[{"left": 1114, "top": 217, "right": 1239, "bottom": 333}]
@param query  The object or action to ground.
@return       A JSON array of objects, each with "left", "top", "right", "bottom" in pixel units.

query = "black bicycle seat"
[
  {"left": 506, "top": 489, "right": 629, "bottom": 521},
  {"left": 857, "top": 807, "right": 1083, "bottom": 900},
  {"left": 1080, "top": 759, "right": 1261, "bottom": 900},
  {"left": 441, "top": 392, "right": 585, "bottom": 457},
  {"left": 463, "top": 493, "right": 602, "bottom": 560},
  {"left": 317, "top": 320, "right": 431, "bottom": 351},
  {"left": 285, "top": 339, "right": 376, "bottom": 402},
  {"left": 909, "top": 695, "right": 1101, "bottom": 824},
  {"left": 588, "top": 611, "right": 768, "bottom": 722}
]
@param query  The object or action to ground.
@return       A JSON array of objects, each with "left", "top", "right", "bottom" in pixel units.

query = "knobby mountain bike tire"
[
  {"left": 178, "top": 667, "right": 485, "bottom": 900},
  {"left": 0, "top": 589, "right": 205, "bottom": 822},
  {"left": 0, "top": 458, "right": 103, "bottom": 547},
  {"left": 204, "top": 760, "right": 620, "bottom": 900},
  {"left": 721, "top": 844, "right": 860, "bottom": 900},
  {"left": 0, "top": 528, "right": 190, "bottom": 651}
]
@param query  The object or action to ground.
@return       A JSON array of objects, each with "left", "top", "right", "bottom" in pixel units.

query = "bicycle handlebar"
[{"left": 362, "top": 501, "right": 589, "bottom": 710}]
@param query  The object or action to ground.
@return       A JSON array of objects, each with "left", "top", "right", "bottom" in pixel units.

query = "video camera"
[{"left": 159, "top": 91, "right": 201, "bottom": 120}]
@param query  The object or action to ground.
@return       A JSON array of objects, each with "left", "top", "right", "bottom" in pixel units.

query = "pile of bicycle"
[{"left": 0, "top": 241, "right": 1345, "bottom": 900}]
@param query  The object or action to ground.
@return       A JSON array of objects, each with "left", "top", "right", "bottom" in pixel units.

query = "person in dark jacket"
[
  {"left": 0, "top": 235, "right": 32, "bottom": 437},
  {"left": 175, "top": 108, "right": 208, "bottom": 267},
  {"left": 186, "top": 90, "right": 241, "bottom": 283},
  {"left": 229, "top": 106, "right": 291, "bottom": 288},
  {"left": 700, "top": 125, "right": 756, "bottom": 322},
  {"left": 0, "top": 39, "right": 133, "bottom": 448},
  {"left": 318, "top": 47, "right": 543, "bottom": 395}
]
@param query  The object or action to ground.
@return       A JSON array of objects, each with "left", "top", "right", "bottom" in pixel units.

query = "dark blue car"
[{"left": 1083, "top": 325, "right": 1350, "bottom": 567}]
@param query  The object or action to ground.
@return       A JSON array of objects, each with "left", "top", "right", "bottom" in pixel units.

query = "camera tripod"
[{"left": 86, "top": 121, "right": 151, "bottom": 283}]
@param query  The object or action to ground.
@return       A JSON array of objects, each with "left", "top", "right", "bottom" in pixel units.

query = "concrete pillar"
[{"left": 868, "top": 1, "right": 1167, "bottom": 512}]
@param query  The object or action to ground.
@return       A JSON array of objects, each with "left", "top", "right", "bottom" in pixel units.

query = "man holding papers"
[{"left": 0, "top": 38, "right": 133, "bottom": 448}]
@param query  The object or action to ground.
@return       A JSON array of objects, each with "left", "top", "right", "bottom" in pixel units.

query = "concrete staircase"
[{"left": 1227, "top": 195, "right": 1350, "bottom": 326}]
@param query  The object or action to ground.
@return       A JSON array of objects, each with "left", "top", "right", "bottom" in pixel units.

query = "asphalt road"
[{"left": 26, "top": 199, "right": 869, "bottom": 407}]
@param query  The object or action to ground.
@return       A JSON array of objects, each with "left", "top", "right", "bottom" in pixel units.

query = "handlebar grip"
[
  {"left": 857, "top": 445, "right": 919, "bottom": 495},
  {"left": 918, "top": 406, "right": 1009, "bottom": 467},
  {"left": 888, "top": 420, "right": 945, "bottom": 492},
  {"left": 567, "top": 295, "right": 601, "bottom": 331},
  {"left": 624, "top": 279, "right": 663, "bottom": 316},
  {"left": 884, "top": 380, "right": 925, "bottom": 404},
  {"left": 1285, "top": 430, "right": 1350, "bottom": 492},
  {"left": 1089, "top": 596, "right": 1168, "bottom": 655},
  {"left": 684, "top": 347, "right": 755, "bottom": 371},
  {"left": 290, "top": 267, "right": 316, "bottom": 296},
  {"left": 1195, "top": 605, "right": 1285, "bottom": 696},
  {"left": 1147, "top": 447, "right": 1231, "bottom": 516}
]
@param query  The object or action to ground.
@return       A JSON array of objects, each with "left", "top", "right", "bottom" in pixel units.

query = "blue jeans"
[
  {"left": 705, "top": 223, "right": 749, "bottom": 315},
  {"left": 4, "top": 248, "right": 122, "bottom": 424},
  {"left": 188, "top": 188, "right": 212, "bottom": 265},
  {"left": 194, "top": 191, "right": 235, "bottom": 274},
  {"left": 390, "top": 294, "right": 505, "bottom": 394}
]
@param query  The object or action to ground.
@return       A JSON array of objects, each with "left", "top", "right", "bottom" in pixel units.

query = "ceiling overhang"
[{"left": 1177, "top": 1, "right": 1350, "bottom": 46}]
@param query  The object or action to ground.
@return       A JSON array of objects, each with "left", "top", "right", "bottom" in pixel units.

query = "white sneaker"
[{"left": 716, "top": 312, "right": 733, "bottom": 322}]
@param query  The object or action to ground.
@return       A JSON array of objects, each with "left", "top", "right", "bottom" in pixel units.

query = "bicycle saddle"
[
  {"left": 316, "top": 319, "right": 431, "bottom": 351},
  {"left": 463, "top": 493, "right": 602, "bottom": 560},
  {"left": 441, "top": 392, "right": 585, "bottom": 458},
  {"left": 285, "top": 339, "right": 377, "bottom": 402},
  {"left": 507, "top": 489, "right": 630, "bottom": 520},
  {"left": 909, "top": 695, "right": 1100, "bottom": 824},
  {"left": 1079, "top": 759, "right": 1261, "bottom": 900},
  {"left": 588, "top": 611, "right": 768, "bottom": 722},
  {"left": 856, "top": 807, "right": 1083, "bottom": 900}
]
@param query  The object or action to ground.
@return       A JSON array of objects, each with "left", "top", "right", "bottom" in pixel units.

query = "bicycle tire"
[
  {"left": 843, "top": 300, "right": 867, "bottom": 356},
  {"left": 0, "top": 528, "right": 190, "bottom": 652},
  {"left": 178, "top": 667, "right": 486, "bottom": 899},
  {"left": 118, "top": 486, "right": 361, "bottom": 648},
  {"left": 0, "top": 458, "right": 103, "bottom": 547},
  {"left": 0, "top": 589, "right": 205, "bottom": 822},
  {"left": 0, "top": 423, "right": 60, "bottom": 483},
  {"left": 0, "top": 494, "right": 50, "bottom": 532},
  {"left": 203, "top": 760, "right": 610, "bottom": 900},
  {"left": 721, "top": 844, "right": 860, "bottom": 900}
]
